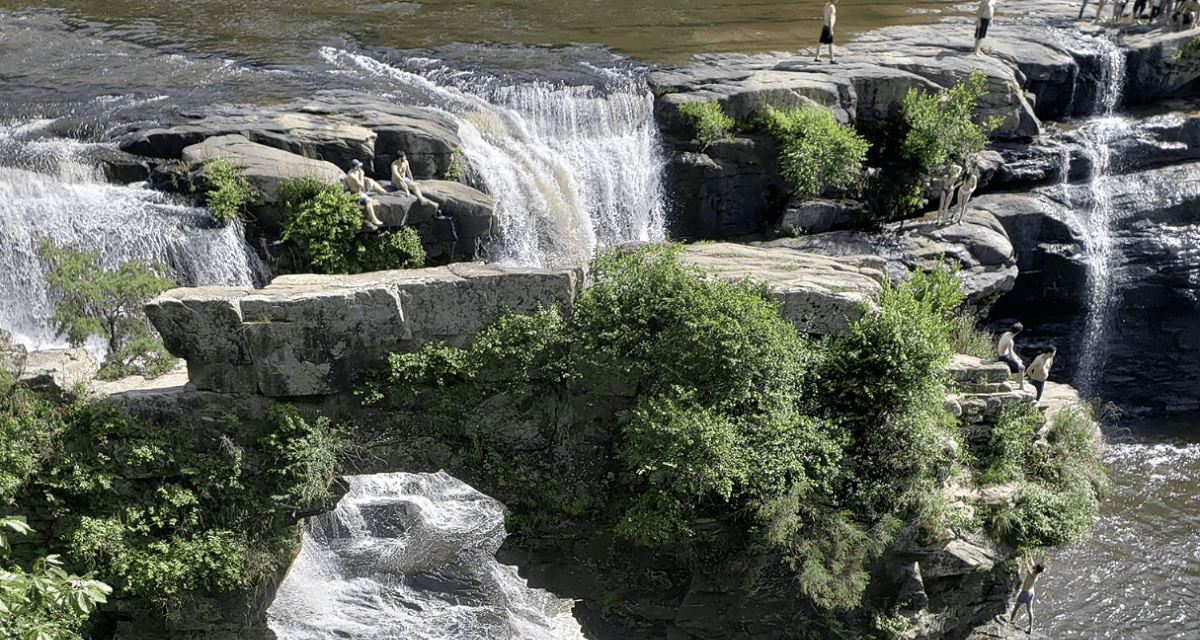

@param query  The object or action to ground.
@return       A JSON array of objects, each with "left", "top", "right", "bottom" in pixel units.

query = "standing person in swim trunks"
[
  {"left": 975, "top": 0, "right": 997, "bottom": 55},
  {"left": 1026, "top": 345, "right": 1057, "bottom": 402},
  {"left": 1010, "top": 563, "right": 1045, "bottom": 633},
  {"left": 814, "top": 0, "right": 838, "bottom": 63},
  {"left": 995, "top": 322, "right": 1025, "bottom": 391}
]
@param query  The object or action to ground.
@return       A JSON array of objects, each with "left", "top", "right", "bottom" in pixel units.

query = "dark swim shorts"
[
  {"left": 819, "top": 25, "right": 834, "bottom": 44},
  {"left": 975, "top": 17, "right": 991, "bottom": 39}
]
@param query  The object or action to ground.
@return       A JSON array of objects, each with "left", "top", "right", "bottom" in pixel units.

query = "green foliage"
[
  {"left": 753, "top": 104, "right": 870, "bottom": 200},
  {"left": 813, "top": 265, "right": 960, "bottom": 517},
  {"left": 443, "top": 148, "right": 466, "bottom": 181},
  {"left": 1171, "top": 35, "right": 1200, "bottom": 63},
  {"left": 0, "top": 382, "right": 347, "bottom": 610},
  {"left": 36, "top": 238, "right": 177, "bottom": 379},
  {"left": 1, "top": 517, "right": 112, "bottom": 640},
  {"left": 676, "top": 100, "right": 735, "bottom": 150},
  {"left": 889, "top": 69, "right": 1004, "bottom": 220},
  {"left": 948, "top": 310, "right": 994, "bottom": 358},
  {"left": 987, "top": 405, "right": 1108, "bottom": 552},
  {"left": 872, "top": 607, "right": 913, "bottom": 640},
  {"left": 978, "top": 402, "right": 1039, "bottom": 485},
  {"left": 381, "top": 245, "right": 970, "bottom": 612},
  {"left": 202, "top": 158, "right": 258, "bottom": 226},
  {"left": 277, "top": 177, "right": 425, "bottom": 275}
]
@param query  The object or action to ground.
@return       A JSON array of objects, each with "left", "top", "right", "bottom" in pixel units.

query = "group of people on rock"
[
  {"left": 1081, "top": 0, "right": 1200, "bottom": 27},
  {"left": 995, "top": 321, "right": 1057, "bottom": 402},
  {"left": 342, "top": 152, "right": 438, "bottom": 231},
  {"left": 815, "top": 0, "right": 1196, "bottom": 65},
  {"left": 931, "top": 156, "right": 982, "bottom": 226},
  {"left": 812, "top": 0, "right": 998, "bottom": 62}
]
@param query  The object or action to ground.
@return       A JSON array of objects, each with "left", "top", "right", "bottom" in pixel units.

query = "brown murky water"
[{"left": 0, "top": 0, "right": 964, "bottom": 64}]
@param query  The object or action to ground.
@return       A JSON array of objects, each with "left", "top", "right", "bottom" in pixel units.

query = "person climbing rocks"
[
  {"left": 975, "top": 0, "right": 997, "bottom": 55},
  {"left": 344, "top": 159, "right": 386, "bottom": 230},
  {"left": 995, "top": 321, "right": 1025, "bottom": 391},
  {"left": 390, "top": 152, "right": 436, "bottom": 207},
  {"left": 1009, "top": 562, "right": 1045, "bottom": 634},
  {"left": 1026, "top": 345, "right": 1057, "bottom": 401},
  {"left": 814, "top": 0, "right": 838, "bottom": 63}
]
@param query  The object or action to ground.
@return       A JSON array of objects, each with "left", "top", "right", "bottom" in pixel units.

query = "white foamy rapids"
[
  {"left": 1042, "top": 440, "right": 1200, "bottom": 640},
  {"left": 268, "top": 471, "right": 586, "bottom": 640},
  {"left": 0, "top": 126, "right": 266, "bottom": 351},
  {"left": 322, "top": 49, "right": 666, "bottom": 269}
]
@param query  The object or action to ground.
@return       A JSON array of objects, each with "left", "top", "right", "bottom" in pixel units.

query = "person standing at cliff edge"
[
  {"left": 995, "top": 321, "right": 1025, "bottom": 391},
  {"left": 974, "top": 0, "right": 997, "bottom": 55},
  {"left": 1026, "top": 345, "right": 1057, "bottom": 402},
  {"left": 814, "top": 0, "right": 838, "bottom": 63}
]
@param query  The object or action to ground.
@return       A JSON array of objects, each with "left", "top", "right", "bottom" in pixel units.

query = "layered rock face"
[
  {"left": 117, "top": 92, "right": 497, "bottom": 263},
  {"left": 145, "top": 263, "right": 584, "bottom": 396}
]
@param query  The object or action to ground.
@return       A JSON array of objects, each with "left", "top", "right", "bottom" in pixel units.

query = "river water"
[{"left": 1, "top": 1, "right": 1197, "bottom": 638}]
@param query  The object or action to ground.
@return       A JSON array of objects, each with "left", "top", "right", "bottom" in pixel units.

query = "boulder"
[
  {"left": 18, "top": 348, "right": 100, "bottom": 392},
  {"left": 147, "top": 263, "right": 583, "bottom": 396},
  {"left": 759, "top": 207, "right": 1018, "bottom": 308},
  {"left": 681, "top": 242, "right": 885, "bottom": 335}
]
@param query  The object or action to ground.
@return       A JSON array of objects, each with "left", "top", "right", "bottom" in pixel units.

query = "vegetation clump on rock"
[
  {"left": 379, "top": 243, "right": 965, "bottom": 611},
  {"left": 275, "top": 177, "right": 426, "bottom": 275}
]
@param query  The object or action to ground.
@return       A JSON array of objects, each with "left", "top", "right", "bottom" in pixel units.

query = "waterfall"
[
  {"left": 322, "top": 48, "right": 667, "bottom": 269},
  {"left": 1051, "top": 33, "right": 1131, "bottom": 398},
  {"left": 268, "top": 472, "right": 586, "bottom": 640},
  {"left": 0, "top": 119, "right": 267, "bottom": 352}
]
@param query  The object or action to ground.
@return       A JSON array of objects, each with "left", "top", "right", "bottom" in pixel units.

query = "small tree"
[
  {"left": 37, "top": 239, "right": 177, "bottom": 379},
  {"left": 888, "top": 69, "right": 1003, "bottom": 219}
]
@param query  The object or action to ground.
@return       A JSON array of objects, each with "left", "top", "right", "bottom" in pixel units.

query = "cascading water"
[
  {"left": 322, "top": 48, "right": 667, "bottom": 268},
  {"left": 268, "top": 472, "right": 586, "bottom": 640},
  {"left": 0, "top": 118, "right": 268, "bottom": 351},
  {"left": 1048, "top": 32, "right": 1130, "bottom": 397}
]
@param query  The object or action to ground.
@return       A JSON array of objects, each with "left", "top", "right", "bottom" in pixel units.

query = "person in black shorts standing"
[
  {"left": 975, "top": 0, "right": 997, "bottom": 55},
  {"left": 815, "top": 0, "right": 838, "bottom": 63}
]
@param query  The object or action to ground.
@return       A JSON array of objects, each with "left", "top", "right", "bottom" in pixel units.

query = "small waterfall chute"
[
  {"left": 320, "top": 47, "right": 667, "bottom": 268},
  {"left": 268, "top": 471, "right": 586, "bottom": 640}
]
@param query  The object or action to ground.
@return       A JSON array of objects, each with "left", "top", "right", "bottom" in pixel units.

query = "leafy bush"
[
  {"left": 37, "top": 238, "right": 177, "bottom": 379},
  {"left": 1, "top": 517, "right": 111, "bottom": 640},
  {"left": 753, "top": 104, "right": 870, "bottom": 201},
  {"left": 277, "top": 177, "right": 425, "bottom": 275},
  {"left": 201, "top": 158, "right": 258, "bottom": 226},
  {"left": 443, "top": 147, "right": 467, "bottom": 181},
  {"left": 978, "top": 402, "right": 1039, "bottom": 485},
  {"left": 382, "top": 245, "right": 970, "bottom": 611},
  {"left": 1, "top": 383, "right": 347, "bottom": 610},
  {"left": 676, "top": 100, "right": 735, "bottom": 150}
]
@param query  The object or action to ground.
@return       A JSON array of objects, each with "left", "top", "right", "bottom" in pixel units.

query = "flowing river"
[{"left": 1, "top": 1, "right": 1197, "bottom": 638}]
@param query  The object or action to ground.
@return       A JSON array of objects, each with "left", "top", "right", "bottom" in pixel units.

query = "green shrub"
[
  {"left": 277, "top": 177, "right": 425, "bottom": 275},
  {"left": 949, "top": 310, "right": 994, "bottom": 358},
  {"left": 37, "top": 238, "right": 178, "bottom": 379},
  {"left": 978, "top": 402, "right": 1039, "bottom": 485},
  {"left": 753, "top": 104, "right": 870, "bottom": 201},
  {"left": 443, "top": 147, "right": 466, "bottom": 181},
  {"left": 676, "top": 100, "right": 735, "bottom": 150},
  {"left": 202, "top": 158, "right": 258, "bottom": 225},
  {"left": 380, "top": 245, "right": 972, "bottom": 612},
  {"left": 889, "top": 69, "right": 1003, "bottom": 220},
  {"left": 1, "top": 517, "right": 111, "bottom": 640}
]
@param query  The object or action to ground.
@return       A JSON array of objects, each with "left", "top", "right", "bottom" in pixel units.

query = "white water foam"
[
  {"left": 268, "top": 471, "right": 587, "bottom": 640},
  {"left": 0, "top": 121, "right": 266, "bottom": 352}
]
